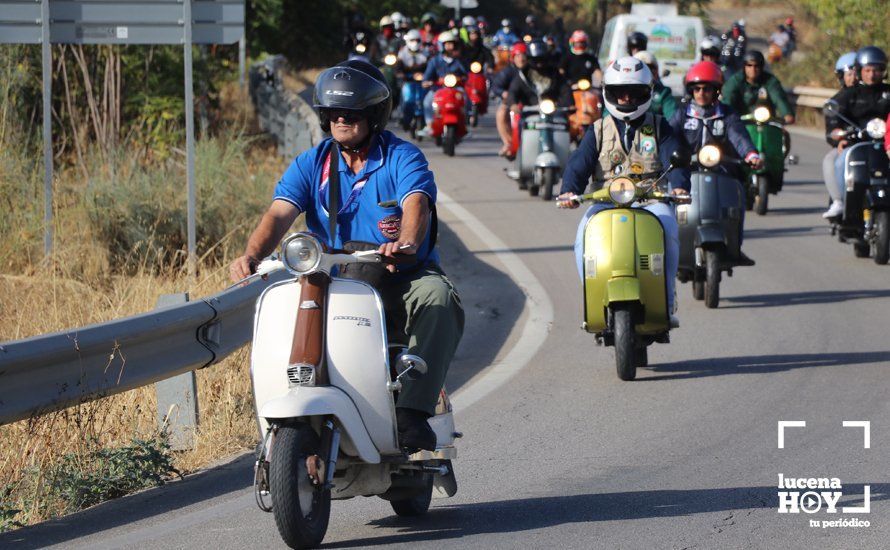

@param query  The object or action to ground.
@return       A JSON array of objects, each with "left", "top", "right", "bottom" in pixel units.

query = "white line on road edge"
[{"left": 437, "top": 190, "right": 554, "bottom": 412}]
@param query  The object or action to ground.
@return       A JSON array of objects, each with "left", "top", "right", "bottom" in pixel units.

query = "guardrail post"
[{"left": 155, "top": 293, "right": 199, "bottom": 450}]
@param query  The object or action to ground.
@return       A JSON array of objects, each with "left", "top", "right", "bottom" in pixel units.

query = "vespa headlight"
[
  {"left": 698, "top": 144, "right": 722, "bottom": 168},
  {"left": 281, "top": 233, "right": 322, "bottom": 274},
  {"left": 470, "top": 61, "right": 483, "bottom": 74},
  {"left": 540, "top": 99, "right": 556, "bottom": 115},
  {"left": 384, "top": 54, "right": 397, "bottom": 66},
  {"left": 753, "top": 106, "right": 771, "bottom": 123},
  {"left": 443, "top": 73, "right": 458, "bottom": 88},
  {"left": 867, "top": 118, "right": 887, "bottom": 139},
  {"left": 355, "top": 44, "right": 366, "bottom": 54},
  {"left": 577, "top": 79, "right": 591, "bottom": 91},
  {"left": 413, "top": 72, "right": 423, "bottom": 81},
  {"left": 608, "top": 177, "right": 637, "bottom": 206}
]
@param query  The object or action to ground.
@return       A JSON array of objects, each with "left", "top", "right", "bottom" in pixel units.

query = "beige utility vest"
[{"left": 592, "top": 112, "right": 663, "bottom": 182}]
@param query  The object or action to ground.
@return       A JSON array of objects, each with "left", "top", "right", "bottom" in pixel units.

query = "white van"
[{"left": 598, "top": 4, "right": 705, "bottom": 97}]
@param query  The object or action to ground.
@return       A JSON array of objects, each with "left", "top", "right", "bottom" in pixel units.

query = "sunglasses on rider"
[
  {"left": 324, "top": 109, "right": 366, "bottom": 124},
  {"left": 691, "top": 85, "right": 716, "bottom": 93},
  {"left": 745, "top": 63, "right": 762, "bottom": 68}
]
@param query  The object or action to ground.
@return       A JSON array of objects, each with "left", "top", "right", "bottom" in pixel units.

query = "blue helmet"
[
  {"left": 856, "top": 46, "right": 887, "bottom": 70},
  {"left": 834, "top": 52, "right": 857, "bottom": 74}
]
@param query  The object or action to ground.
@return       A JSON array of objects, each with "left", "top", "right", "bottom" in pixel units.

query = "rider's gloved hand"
[
  {"left": 784, "top": 114, "right": 795, "bottom": 125},
  {"left": 745, "top": 151, "right": 764, "bottom": 170},
  {"left": 556, "top": 192, "right": 580, "bottom": 209}
]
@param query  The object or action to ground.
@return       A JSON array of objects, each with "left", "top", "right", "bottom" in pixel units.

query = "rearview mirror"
[
  {"left": 823, "top": 99, "right": 839, "bottom": 115},
  {"left": 670, "top": 149, "right": 690, "bottom": 168}
]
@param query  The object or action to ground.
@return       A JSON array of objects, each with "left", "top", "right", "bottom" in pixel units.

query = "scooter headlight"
[
  {"left": 355, "top": 44, "right": 366, "bottom": 54},
  {"left": 470, "top": 61, "right": 483, "bottom": 73},
  {"left": 577, "top": 79, "right": 591, "bottom": 91},
  {"left": 867, "top": 118, "right": 886, "bottom": 139},
  {"left": 753, "top": 106, "right": 771, "bottom": 123},
  {"left": 384, "top": 54, "right": 397, "bottom": 66},
  {"left": 413, "top": 72, "right": 423, "bottom": 81},
  {"left": 540, "top": 99, "right": 556, "bottom": 115},
  {"left": 443, "top": 74, "right": 458, "bottom": 88},
  {"left": 282, "top": 233, "right": 322, "bottom": 275},
  {"left": 608, "top": 177, "right": 637, "bottom": 206},
  {"left": 698, "top": 144, "right": 722, "bottom": 168}
]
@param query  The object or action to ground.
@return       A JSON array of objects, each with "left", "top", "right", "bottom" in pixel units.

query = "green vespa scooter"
[{"left": 741, "top": 105, "right": 793, "bottom": 215}]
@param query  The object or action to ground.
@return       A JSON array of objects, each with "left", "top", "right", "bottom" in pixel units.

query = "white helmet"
[
  {"left": 379, "top": 15, "right": 393, "bottom": 28},
  {"left": 405, "top": 29, "right": 422, "bottom": 52},
  {"left": 700, "top": 35, "right": 721, "bottom": 56},
  {"left": 603, "top": 56, "right": 654, "bottom": 121},
  {"left": 391, "top": 11, "right": 406, "bottom": 27},
  {"left": 438, "top": 30, "right": 457, "bottom": 45},
  {"left": 462, "top": 15, "right": 477, "bottom": 28}
]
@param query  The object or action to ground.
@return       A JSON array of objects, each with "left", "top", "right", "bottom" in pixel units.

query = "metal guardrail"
[
  {"left": 790, "top": 85, "right": 835, "bottom": 111},
  {"left": 0, "top": 272, "right": 287, "bottom": 426}
]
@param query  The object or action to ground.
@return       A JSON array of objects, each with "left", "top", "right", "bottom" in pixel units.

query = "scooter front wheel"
[
  {"left": 442, "top": 125, "right": 456, "bottom": 157},
  {"left": 270, "top": 424, "right": 331, "bottom": 549},
  {"left": 704, "top": 249, "right": 721, "bottom": 309},
  {"left": 390, "top": 474, "right": 433, "bottom": 516},
  {"left": 873, "top": 210, "right": 890, "bottom": 265},
  {"left": 613, "top": 305, "right": 636, "bottom": 381},
  {"left": 540, "top": 167, "right": 557, "bottom": 201},
  {"left": 755, "top": 175, "right": 769, "bottom": 216}
]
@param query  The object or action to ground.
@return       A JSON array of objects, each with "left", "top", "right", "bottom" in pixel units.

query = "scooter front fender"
[
  {"left": 606, "top": 277, "right": 641, "bottom": 303},
  {"left": 535, "top": 151, "right": 561, "bottom": 168},
  {"left": 695, "top": 225, "right": 727, "bottom": 248},
  {"left": 260, "top": 386, "right": 381, "bottom": 464}
]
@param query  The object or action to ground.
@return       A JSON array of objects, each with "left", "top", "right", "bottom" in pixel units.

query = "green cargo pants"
[{"left": 378, "top": 264, "right": 464, "bottom": 417}]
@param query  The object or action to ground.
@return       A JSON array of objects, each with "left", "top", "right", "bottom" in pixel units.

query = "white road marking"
[{"left": 437, "top": 189, "right": 555, "bottom": 412}]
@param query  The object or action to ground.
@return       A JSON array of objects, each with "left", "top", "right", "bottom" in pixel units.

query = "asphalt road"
[{"left": 5, "top": 117, "right": 890, "bottom": 550}]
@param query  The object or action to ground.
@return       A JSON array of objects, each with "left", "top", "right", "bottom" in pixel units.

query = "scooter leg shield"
[{"left": 259, "top": 386, "right": 381, "bottom": 464}]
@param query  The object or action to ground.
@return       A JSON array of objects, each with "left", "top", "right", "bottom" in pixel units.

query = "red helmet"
[
  {"left": 569, "top": 30, "right": 589, "bottom": 53},
  {"left": 510, "top": 42, "right": 528, "bottom": 57},
  {"left": 684, "top": 61, "right": 724, "bottom": 88},
  {"left": 785, "top": 17, "right": 794, "bottom": 26}
]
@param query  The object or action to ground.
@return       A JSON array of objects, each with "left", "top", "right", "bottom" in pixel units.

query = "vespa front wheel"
[
  {"left": 270, "top": 424, "right": 331, "bottom": 549},
  {"left": 704, "top": 249, "right": 721, "bottom": 309},
  {"left": 613, "top": 305, "right": 636, "bottom": 381},
  {"left": 755, "top": 176, "right": 769, "bottom": 216},
  {"left": 541, "top": 167, "right": 557, "bottom": 201},
  {"left": 692, "top": 271, "right": 705, "bottom": 301},
  {"left": 442, "top": 125, "right": 456, "bottom": 157},
  {"left": 873, "top": 210, "right": 890, "bottom": 265}
]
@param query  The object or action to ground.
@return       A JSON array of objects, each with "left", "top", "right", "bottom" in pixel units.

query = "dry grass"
[{"left": 0, "top": 81, "right": 303, "bottom": 529}]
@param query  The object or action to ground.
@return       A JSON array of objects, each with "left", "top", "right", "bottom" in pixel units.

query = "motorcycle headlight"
[
  {"left": 867, "top": 118, "right": 887, "bottom": 139},
  {"left": 384, "top": 54, "right": 397, "bottom": 66},
  {"left": 413, "top": 72, "right": 423, "bottom": 81},
  {"left": 470, "top": 61, "right": 482, "bottom": 73},
  {"left": 577, "top": 79, "right": 591, "bottom": 91},
  {"left": 443, "top": 74, "right": 458, "bottom": 88},
  {"left": 356, "top": 44, "right": 366, "bottom": 53},
  {"left": 281, "top": 233, "right": 322, "bottom": 274},
  {"left": 698, "top": 144, "right": 722, "bottom": 168},
  {"left": 754, "top": 106, "right": 771, "bottom": 123},
  {"left": 608, "top": 177, "right": 637, "bottom": 206},
  {"left": 540, "top": 99, "right": 556, "bottom": 115}
]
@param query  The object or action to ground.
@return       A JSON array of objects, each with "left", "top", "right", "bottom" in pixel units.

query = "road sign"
[
  {"left": 0, "top": 0, "right": 244, "bottom": 277},
  {"left": 439, "top": 0, "right": 478, "bottom": 8}
]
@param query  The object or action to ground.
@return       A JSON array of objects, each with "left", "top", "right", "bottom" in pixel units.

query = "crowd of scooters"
[{"left": 342, "top": 10, "right": 890, "bottom": 375}]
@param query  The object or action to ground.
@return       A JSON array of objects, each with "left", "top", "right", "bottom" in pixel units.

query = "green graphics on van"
[{"left": 627, "top": 23, "right": 698, "bottom": 60}]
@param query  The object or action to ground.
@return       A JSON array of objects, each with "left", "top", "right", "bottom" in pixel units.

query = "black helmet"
[
  {"left": 627, "top": 31, "right": 647, "bottom": 53},
  {"left": 743, "top": 50, "right": 765, "bottom": 67},
  {"left": 856, "top": 46, "right": 888, "bottom": 70},
  {"left": 313, "top": 59, "right": 391, "bottom": 134},
  {"left": 526, "top": 39, "right": 549, "bottom": 70}
]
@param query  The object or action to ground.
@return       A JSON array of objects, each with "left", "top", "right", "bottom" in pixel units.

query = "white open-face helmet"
[{"left": 603, "top": 56, "right": 654, "bottom": 121}]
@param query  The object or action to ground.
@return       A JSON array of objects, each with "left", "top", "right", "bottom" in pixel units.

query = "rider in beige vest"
[{"left": 592, "top": 111, "right": 663, "bottom": 182}]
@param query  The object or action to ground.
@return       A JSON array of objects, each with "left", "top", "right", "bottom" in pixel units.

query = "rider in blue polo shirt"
[{"left": 231, "top": 60, "right": 464, "bottom": 452}]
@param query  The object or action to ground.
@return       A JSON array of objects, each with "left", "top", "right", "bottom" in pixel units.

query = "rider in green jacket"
[
  {"left": 721, "top": 50, "right": 795, "bottom": 124},
  {"left": 633, "top": 50, "right": 678, "bottom": 119}
]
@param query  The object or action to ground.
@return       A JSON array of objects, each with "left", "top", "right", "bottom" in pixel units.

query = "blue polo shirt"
[{"left": 273, "top": 130, "right": 439, "bottom": 268}]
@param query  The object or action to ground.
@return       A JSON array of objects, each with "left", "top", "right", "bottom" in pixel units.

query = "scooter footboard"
[
  {"left": 259, "top": 386, "right": 381, "bottom": 464},
  {"left": 582, "top": 208, "right": 669, "bottom": 334}
]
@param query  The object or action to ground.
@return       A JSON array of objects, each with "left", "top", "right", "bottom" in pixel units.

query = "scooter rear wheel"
[
  {"left": 873, "top": 210, "right": 890, "bottom": 265},
  {"left": 270, "top": 424, "right": 331, "bottom": 549},
  {"left": 613, "top": 305, "right": 636, "bottom": 381}
]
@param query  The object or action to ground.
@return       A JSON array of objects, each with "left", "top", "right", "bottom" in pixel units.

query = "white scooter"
[{"left": 246, "top": 233, "right": 460, "bottom": 549}]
